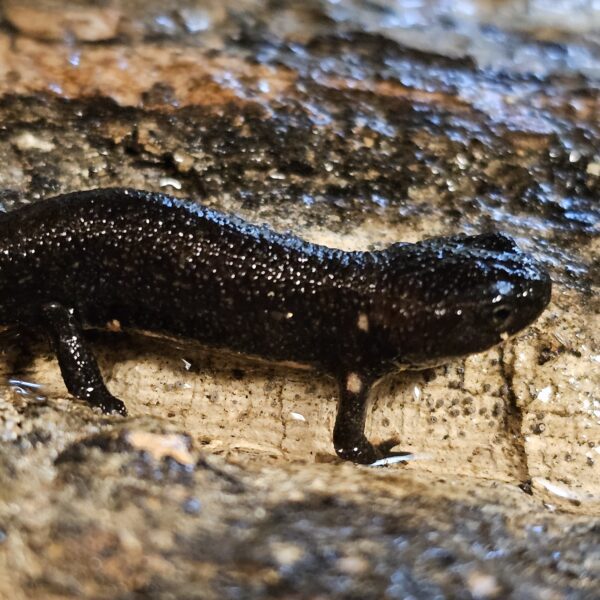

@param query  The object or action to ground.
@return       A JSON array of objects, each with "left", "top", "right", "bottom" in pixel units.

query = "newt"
[{"left": 0, "top": 188, "right": 551, "bottom": 463}]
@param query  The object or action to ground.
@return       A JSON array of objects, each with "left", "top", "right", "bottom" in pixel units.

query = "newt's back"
[{"left": 0, "top": 188, "right": 373, "bottom": 368}]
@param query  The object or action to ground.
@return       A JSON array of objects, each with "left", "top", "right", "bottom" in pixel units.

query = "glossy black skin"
[{"left": 0, "top": 188, "right": 552, "bottom": 463}]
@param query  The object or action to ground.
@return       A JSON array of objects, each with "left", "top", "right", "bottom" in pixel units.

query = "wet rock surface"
[{"left": 0, "top": 1, "right": 598, "bottom": 598}]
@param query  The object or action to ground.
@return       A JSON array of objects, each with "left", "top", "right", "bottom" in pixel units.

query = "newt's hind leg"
[
  {"left": 333, "top": 372, "right": 408, "bottom": 465},
  {"left": 40, "top": 302, "right": 127, "bottom": 416}
]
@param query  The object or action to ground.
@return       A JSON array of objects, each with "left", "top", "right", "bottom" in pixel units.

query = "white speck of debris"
[
  {"left": 181, "top": 359, "right": 192, "bottom": 370},
  {"left": 159, "top": 177, "right": 182, "bottom": 190},
  {"left": 289, "top": 412, "right": 306, "bottom": 422},
  {"left": 126, "top": 431, "right": 194, "bottom": 466},
  {"left": 13, "top": 132, "right": 55, "bottom": 152},
  {"left": 179, "top": 8, "right": 211, "bottom": 32},
  {"left": 270, "top": 542, "right": 304, "bottom": 567},
  {"left": 106, "top": 319, "right": 121, "bottom": 332},
  {"left": 500, "top": 332, "right": 509, "bottom": 341},
  {"left": 172, "top": 150, "right": 194, "bottom": 171},
  {"left": 466, "top": 572, "right": 501, "bottom": 599},
  {"left": 154, "top": 14, "right": 177, "bottom": 32},
  {"left": 336, "top": 556, "right": 370, "bottom": 575},
  {"left": 8, "top": 378, "right": 42, "bottom": 390},
  {"left": 455, "top": 153, "right": 469, "bottom": 169},
  {"left": 533, "top": 478, "right": 586, "bottom": 502},
  {"left": 346, "top": 373, "right": 362, "bottom": 394},
  {"left": 537, "top": 386, "right": 553, "bottom": 403},
  {"left": 591, "top": 355, "right": 600, "bottom": 363},
  {"left": 357, "top": 313, "right": 369, "bottom": 331},
  {"left": 285, "top": 312, "right": 293, "bottom": 319},
  {"left": 587, "top": 162, "right": 600, "bottom": 176},
  {"left": 413, "top": 385, "right": 421, "bottom": 401},
  {"left": 369, "top": 453, "right": 432, "bottom": 467},
  {"left": 569, "top": 150, "right": 581, "bottom": 163}
]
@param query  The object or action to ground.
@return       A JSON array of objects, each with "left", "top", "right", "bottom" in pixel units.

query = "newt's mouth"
[{"left": 503, "top": 264, "right": 552, "bottom": 336}]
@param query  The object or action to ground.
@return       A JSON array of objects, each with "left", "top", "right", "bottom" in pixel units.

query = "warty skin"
[{"left": 0, "top": 188, "right": 552, "bottom": 463}]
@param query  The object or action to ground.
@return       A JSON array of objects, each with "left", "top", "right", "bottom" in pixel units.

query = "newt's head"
[{"left": 371, "top": 233, "right": 551, "bottom": 369}]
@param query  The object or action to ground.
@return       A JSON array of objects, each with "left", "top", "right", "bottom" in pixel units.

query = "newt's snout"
[
  {"left": 373, "top": 233, "right": 552, "bottom": 367},
  {"left": 492, "top": 256, "right": 552, "bottom": 337},
  {"left": 459, "top": 236, "right": 552, "bottom": 345}
]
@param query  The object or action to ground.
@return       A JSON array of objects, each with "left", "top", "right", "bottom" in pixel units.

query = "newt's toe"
[{"left": 96, "top": 396, "right": 127, "bottom": 416}]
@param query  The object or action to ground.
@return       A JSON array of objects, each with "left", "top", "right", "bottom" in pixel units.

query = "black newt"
[{"left": 0, "top": 188, "right": 551, "bottom": 464}]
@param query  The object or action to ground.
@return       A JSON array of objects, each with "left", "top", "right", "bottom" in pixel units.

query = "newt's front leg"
[
  {"left": 333, "top": 371, "right": 406, "bottom": 464},
  {"left": 40, "top": 302, "right": 127, "bottom": 416}
]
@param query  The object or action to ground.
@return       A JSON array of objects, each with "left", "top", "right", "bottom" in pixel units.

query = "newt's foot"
[
  {"left": 335, "top": 436, "right": 385, "bottom": 464},
  {"left": 91, "top": 394, "right": 128, "bottom": 416},
  {"left": 335, "top": 436, "right": 411, "bottom": 465}
]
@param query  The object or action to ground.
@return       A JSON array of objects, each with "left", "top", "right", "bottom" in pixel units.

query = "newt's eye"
[{"left": 492, "top": 304, "right": 512, "bottom": 327}]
